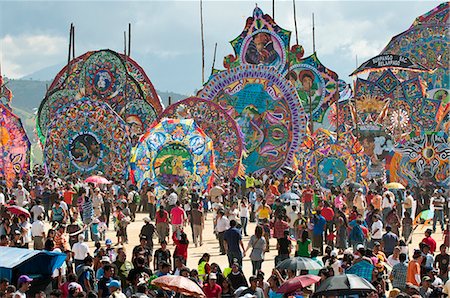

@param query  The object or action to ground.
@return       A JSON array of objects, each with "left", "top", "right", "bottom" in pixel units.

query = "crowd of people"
[{"left": 0, "top": 169, "right": 449, "bottom": 298}]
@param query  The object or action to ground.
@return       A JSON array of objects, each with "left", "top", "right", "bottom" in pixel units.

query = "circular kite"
[
  {"left": 0, "top": 104, "right": 30, "bottom": 188},
  {"left": 44, "top": 98, "right": 130, "bottom": 178},
  {"left": 131, "top": 118, "right": 215, "bottom": 191},
  {"left": 297, "top": 129, "right": 368, "bottom": 189},
  {"left": 37, "top": 49, "right": 161, "bottom": 144},
  {"left": 159, "top": 97, "right": 243, "bottom": 178},
  {"left": 198, "top": 65, "right": 307, "bottom": 177},
  {"left": 389, "top": 132, "right": 449, "bottom": 188}
]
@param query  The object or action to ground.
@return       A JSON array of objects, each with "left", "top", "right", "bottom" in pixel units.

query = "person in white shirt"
[
  {"left": 239, "top": 200, "right": 250, "bottom": 236},
  {"left": 72, "top": 234, "right": 90, "bottom": 268},
  {"left": 387, "top": 246, "right": 401, "bottom": 267},
  {"left": 371, "top": 215, "right": 383, "bottom": 245},
  {"left": 13, "top": 183, "right": 30, "bottom": 207},
  {"left": 31, "top": 215, "right": 46, "bottom": 250},
  {"left": 30, "top": 200, "right": 45, "bottom": 222},
  {"left": 92, "top": 188, "right": 104, "bottom": 217},
  {"left": 0, "top": 189, "right": 5, "bottom": 205},
  {"left": 215, "top": 210, "right": 230, "bottom": 255},
  {"left": 18, "top": 214, "right": 32, "bottom": 249},
  {"left": 381, "top": 190, "right": 395, "bottom": 221}
]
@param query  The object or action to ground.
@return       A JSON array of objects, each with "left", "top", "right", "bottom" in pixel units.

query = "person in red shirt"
[
  {"left": 203, "top": 273, "right": 222, "bottom": 298},
  {"left": 321, "top": 201, "right": 335, "bottom": 245},
  {"left": 302, "top": 186, "right": 314, "bottom": 216},
  {"left": 365, "top": 191, "right": 374, "bottom": 208},
  {"left": 421, "top": 229, "right": 437, "bottom": 254},
  {"left": 172, "top": 230, "right": 189, "bottom": 264},
  {"left": 273, "top": 214, "right": 290, "bottom": 239}
]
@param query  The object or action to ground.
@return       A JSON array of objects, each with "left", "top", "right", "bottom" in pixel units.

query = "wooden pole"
[
  {"left": 292, "top": 0, "right": 299, "bottom": 45},
  {"left": 211, "top": 42, "right": 217, "bottom": 75},
  {"left": 124, "top": 31, "right": 127, "bottom": 55},
  {"left": 312, "top": 13, "right": 316, "bottom": 53},
  {"left": 200, "top": 0, "right": 205, "bottom": 84},
  {"left": 72, "top": 25, "right": 75, "bottom": 60},
  {"left": 272, "top": 0, "right": 275, "bottom": 20},
  {"left": 168, "top": 96, "right": 172, "bottom": 106},
  {"left": 128, "top": 23, "right": 131, "bottom": 57},
  {"left": 66, "top": 23, "right": 73, "bottom": 80}
]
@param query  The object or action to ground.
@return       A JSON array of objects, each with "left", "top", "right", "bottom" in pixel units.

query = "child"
[
  {"left": 98, "top": 214, "right": 107, "bottom": 241},
  {"left": 91, "top": 218, "right": 100, "bottom": 242}
]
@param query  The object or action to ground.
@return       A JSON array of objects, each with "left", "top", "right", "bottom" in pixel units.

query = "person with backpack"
[
  {"left": 127, "top": 186, "right": 140, "bottom": 222},
  {"left": 76, "top": 256, "right": 95, "bottom": 293}
]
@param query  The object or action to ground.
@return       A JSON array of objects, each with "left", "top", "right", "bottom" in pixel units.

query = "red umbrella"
[
  {"left": 151, "top": 275, "right": 205, "bottom": 297},
  {"left": 277, "top": 275, "right": 321, "bottom": 294},
  {"left": 84, "top": 175, "right": 111, "bottom": 185},
  {"left": 7, "top": 205, "right": 31, "bottom": 218}
]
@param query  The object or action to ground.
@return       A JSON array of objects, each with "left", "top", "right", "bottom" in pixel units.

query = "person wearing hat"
[
  {"left": 15, "top": 275, "right": 32, "bottom": 298},
  {"left": 13, "top": 182, "right": 30, "bottom": 207},
  {"left": 67, "top": 282, "right": 83, "bottom": 297},
  {"left": 107, "top": 280, "right": 126, "bottom": 298},
  {"left": 203, "top": 273, "right": 222, "bottom": 298},
  {"left": 419, "top": 276, "right": 433, "bottom": 297},
  {"left": 407, "top": 249, "right": 422, "bottom": 286},
  {"left": 421, "top": 229, "right": 437, "bottom": 254}
]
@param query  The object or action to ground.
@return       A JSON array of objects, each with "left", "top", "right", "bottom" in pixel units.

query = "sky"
[{"left": 0, "top": 0, "right": 442, "bottom": 95}]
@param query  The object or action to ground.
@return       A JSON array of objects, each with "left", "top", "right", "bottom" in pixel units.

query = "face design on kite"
[
  {"left": 153, "top": 143, "right": 194, "bottom": 188},
  {"left": 94, "top": 70, "right": 113, "bottom": 93},
  {"left": 317, "top": 157, "right": 348, "bottom": 188},
  {"left": 69, "top": 133, "right": 102, "bottom": 170},
  {"left": 243, "top": 32, "right": 283, "bottom": 67},
  {"left": 287, "top": 67, "right": 325, "bottom": 116},
  {"left": 126, "top": 115, "right": 144, "bottom": 138}
]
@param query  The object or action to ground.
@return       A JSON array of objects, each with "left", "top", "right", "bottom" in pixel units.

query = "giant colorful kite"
[
  {"left": 0, "top": 104, "right": 31, "bottom": 188},
  {"left": 287, "top": 52, "right": 339, "bottom": 124},
  {"left": 389, "top": 132, "right": 449, "bottom": 188},
  {"left": 44, "top": 98, "right": 130, "bottom": 178},
  {"left": 37, "top": 49, "right": 161, "bottom": 145},
  {"left": 159, "top": 97, "right": 244, "bottom": 178},
  {"left": 297, "top": 128, "right": 368, "bottom": 188},
  {"left": 374, "top": 2, "right": 449, "bottom": 131},
  {"left": 198, "top": 65, "right": 307, "bottom": 177},
  {"left": 131, "top": 119, "right": 215, "bottom": 191},
  {"left": 223, "top": 6, "right": 291, "bottom": 74}
]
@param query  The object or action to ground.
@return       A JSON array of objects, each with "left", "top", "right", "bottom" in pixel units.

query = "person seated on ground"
[{"left": 226, "top": 263, "right": 248, "bottom": 290}]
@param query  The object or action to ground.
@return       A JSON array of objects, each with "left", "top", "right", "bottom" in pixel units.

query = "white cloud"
[{"left": 1, "top": 34, "right": 66, "bottom": 77}]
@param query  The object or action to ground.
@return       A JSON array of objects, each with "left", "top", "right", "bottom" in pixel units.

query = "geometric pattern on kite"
[
  {"left": 159, "top": 97, "right": 244, "bottom": 179},
  {"left": 131, "top": 118, "right": 215, "bottom": 192},
  {"left": 296, "top": 128, "right": 368, "bottom": 189},
  {"left": 44, "top": 98, "right": 130, "bottom": 179},
  {"left": 0, "top": 103, "right": 31, "bottom": 188},
  {"left": 391, "top": 132, "right": 449, "bottom": 188},
  {"left": 37, "top": 49, "right": 160, "bottom": 145},
  {"left": 198, "top": 64, "right": 307, "bottom": 177}
]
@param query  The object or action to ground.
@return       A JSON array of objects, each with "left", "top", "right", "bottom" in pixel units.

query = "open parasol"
[
  {"left": 7, "top": 205, "right": 31, "bottom": 218},
  {"left": 84, "top": 175, "right": 111, "bottom": 185},
  {"left": 151, "top": 275, "right": 205, "bottom": 297},
  {"left": 312, "top": 274, "right": 376, "bottom": 297},
  {"left": 385, "top": 182, "right": 405, "bottom": 189},
  {"left": 276, "top": 275, "right": 321, "bottom": 293},
  {"left": 276, "top": 257, "right": 324, "bottom": 271}
]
